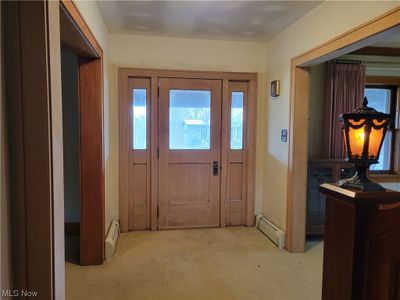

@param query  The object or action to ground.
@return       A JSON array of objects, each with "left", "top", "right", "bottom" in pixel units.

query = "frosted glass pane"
[
  {"left": 365, "top": 88, "right": 391, "bottom": 171},
  {"left": 231, "top": 92, "right": 244, "bottom": 149},
  {"left": 132, "top": 89, "right": 146, "bottom": 150},
  {"left": 169, "top": 90, "right": 211, "bottom": 150}
]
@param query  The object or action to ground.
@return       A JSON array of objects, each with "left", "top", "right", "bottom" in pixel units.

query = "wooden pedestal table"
[{"left": 319, "top": 183, "right": 400, "bottom": 300}]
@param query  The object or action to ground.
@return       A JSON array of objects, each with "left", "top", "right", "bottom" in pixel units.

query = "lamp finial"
[{"left": 363, "top": 96, "right": 368, "bottom": 107}]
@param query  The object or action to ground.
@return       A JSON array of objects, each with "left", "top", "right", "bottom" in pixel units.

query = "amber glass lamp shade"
[{"left": 338, "top": 97, "right": 391, "bottom": 192}]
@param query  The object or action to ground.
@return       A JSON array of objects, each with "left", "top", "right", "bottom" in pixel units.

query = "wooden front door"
[
  {"left": 158, "top": 78, "right": 222, "bottom": 229},
  {"left": 119, "top": 69, "right": 257, "bottom": 233}
]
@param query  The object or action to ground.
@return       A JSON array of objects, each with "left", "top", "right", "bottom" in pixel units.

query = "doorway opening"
[
  {"left": 61, "top": 45, "right": 81, "bottom": 263},
  {"left": 119, "top": 69, "right": 257, "bottom": 232},
  {"left": 286, "top": 7, "right": 400, "bottom": 253},
  {"left": 59, "top": 0, "right": 104, "bottom": 266},
  {"left": 305, "top": 33, "right": 400, "bottom": 249}
]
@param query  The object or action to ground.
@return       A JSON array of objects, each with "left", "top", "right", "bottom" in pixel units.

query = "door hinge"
[
  {"left": 157, "top": 147, "right": 159, "bottom": 159},
  {"left": 157, "top": 206, "right": 160, "bottom": 218},
  {"left": 157, "top": 86, "right": 160, "bottom": 97}
]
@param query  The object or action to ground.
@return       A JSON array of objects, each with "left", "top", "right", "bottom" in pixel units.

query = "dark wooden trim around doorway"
[
  {"left": 60, "top": 0, "right": 102, "bottom": 57},
  {"left": 3, "top": 1, "right": 64, "bottom": 298},
  {"left": 3, "top": 2, "right": 105, "bottom": 298},
  {"left": 60, "top": 0, "right": 105, "bottom": 266}
]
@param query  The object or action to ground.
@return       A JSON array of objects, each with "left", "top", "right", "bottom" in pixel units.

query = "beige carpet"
[{"left": 66, "top": 227, "right": 323, "bottom": 300}]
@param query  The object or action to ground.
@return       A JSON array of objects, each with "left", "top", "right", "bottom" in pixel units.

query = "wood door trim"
[
  {"left": 119, "top": 68, "right": 257, "bottom": 81},
  {"left": 352, "top": 46, "right": 400, "bottom": 57},
  {"left": 366, "top": 76, "right": 400, "bottom": 86},
  {"left": 221, "top": 79, "right": 230, "bottom": 227},
  {"left": 119, "top": 68, "right": 257, "bottom": 231},
  {"left": 246, "top": 78, "right": 257, "bottom": 226},
  {"left": 287, "top": 6, "right": 400, "bottom": 252},
  {"left": 119, "top": 70, "right": 129, "bottom": 232},
  {"left": 60, "top": 0, "right": 102, "bottom": 58},
  {"left": 150, "top": 76, "right": 159, "bottom": 230},
  {"left": 4, "top": 1, "right": 64, "bottom": 297},
  {"left": 60, "top": 0, "right": 105, "bottom": 265},
  {"left": 78, "top": 59, "right": 105, "bottom": 265}
]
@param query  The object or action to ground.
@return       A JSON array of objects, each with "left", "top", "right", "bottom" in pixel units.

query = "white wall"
[
  {"left": 75, "top": 1, "right": 115, "bottom": 233},
  {"left": 108, "top": 33, "right": 268, "bottom": 216},
  {"left": 263, "top": 1, "right": 399, "bottom": 230}
]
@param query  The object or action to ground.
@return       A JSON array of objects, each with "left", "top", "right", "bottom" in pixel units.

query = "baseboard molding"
[{"left": 65, "top": 222, "right": 80, "bottom": 236}]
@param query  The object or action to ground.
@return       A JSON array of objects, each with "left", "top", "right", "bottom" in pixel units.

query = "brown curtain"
[{"left": 322, "top": 63, "right": 366, "bottom": 159}]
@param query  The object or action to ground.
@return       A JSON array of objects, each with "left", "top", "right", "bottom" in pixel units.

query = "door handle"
[{"left": 213, "top": 161, "right": 219, "bottom": 176}]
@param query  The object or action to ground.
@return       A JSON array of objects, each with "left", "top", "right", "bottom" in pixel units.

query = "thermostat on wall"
[{"left": 281, "top": 129, "right": 288, "bottom": 143}]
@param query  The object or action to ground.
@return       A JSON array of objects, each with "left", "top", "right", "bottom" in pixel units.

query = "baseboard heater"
[
  {"left": 105, "top": 220, "right": 120, "bottom": 260},
  {"left": 256, "top": 214, "right": 285, "bottom": 249}
]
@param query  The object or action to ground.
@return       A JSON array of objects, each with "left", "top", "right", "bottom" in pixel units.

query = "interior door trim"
[
  {"left": 60, "top": 0, "right": 105, "bottom": 265},
  {"left": 119, "top": 68, "right": 257, "bottom": 232}
]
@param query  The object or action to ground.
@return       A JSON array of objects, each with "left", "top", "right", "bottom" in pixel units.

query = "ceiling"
[
  {"left": 372, "top": 31, "right": 400, "bottom": 48},
  {"left": 96, "top": 1, "right": 321, "bottom": 42}
]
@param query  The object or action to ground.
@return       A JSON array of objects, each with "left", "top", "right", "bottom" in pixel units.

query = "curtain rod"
[{"left": 329, "top": 59, "right": 362, "bottom": 65}]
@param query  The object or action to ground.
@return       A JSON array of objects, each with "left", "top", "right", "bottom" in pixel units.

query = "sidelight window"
[
  {"left": 231, "top": 92, "right": 244, "bottom": 150},
  {"left": 132, "top": 88, "right": 147, "bottom": 150}
]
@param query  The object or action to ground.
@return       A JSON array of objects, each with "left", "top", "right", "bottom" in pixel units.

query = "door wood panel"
[{"left": 158, "top": 78, "right": 222, "bottom": 229}]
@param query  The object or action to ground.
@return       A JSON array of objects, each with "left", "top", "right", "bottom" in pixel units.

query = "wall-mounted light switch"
[{"left": 281, "top": 129, "right": 288, "bottom": 143}]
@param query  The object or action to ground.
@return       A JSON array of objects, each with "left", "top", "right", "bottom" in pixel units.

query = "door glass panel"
[
  {"left": 132, "top": 88, "right": 147, "bottom": 150},
  {"left": 231, "top": 92, "right": 244, "bottom": 149},
  {"left": 169, "top": 90, "right": 211, "bottom": 150}
]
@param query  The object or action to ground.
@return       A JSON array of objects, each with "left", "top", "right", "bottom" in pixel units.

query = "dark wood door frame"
[
  {"left": 60, "top": 0, "right": 105, "bottom": 266},
  {"left": 3, "top": 0, "right": 104, "bottom": 297},
  {"left": 4, "top": 1, "right": 64, "bottom": 297}
]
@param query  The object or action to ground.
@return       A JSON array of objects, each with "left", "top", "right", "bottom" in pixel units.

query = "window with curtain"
[{"left": 322, "top": 62, "right": 367, "bottom": 159}]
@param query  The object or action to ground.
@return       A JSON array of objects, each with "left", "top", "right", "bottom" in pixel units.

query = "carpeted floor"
[{"left": 66, "top": 227, "right": 323, "bottom": 300}]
